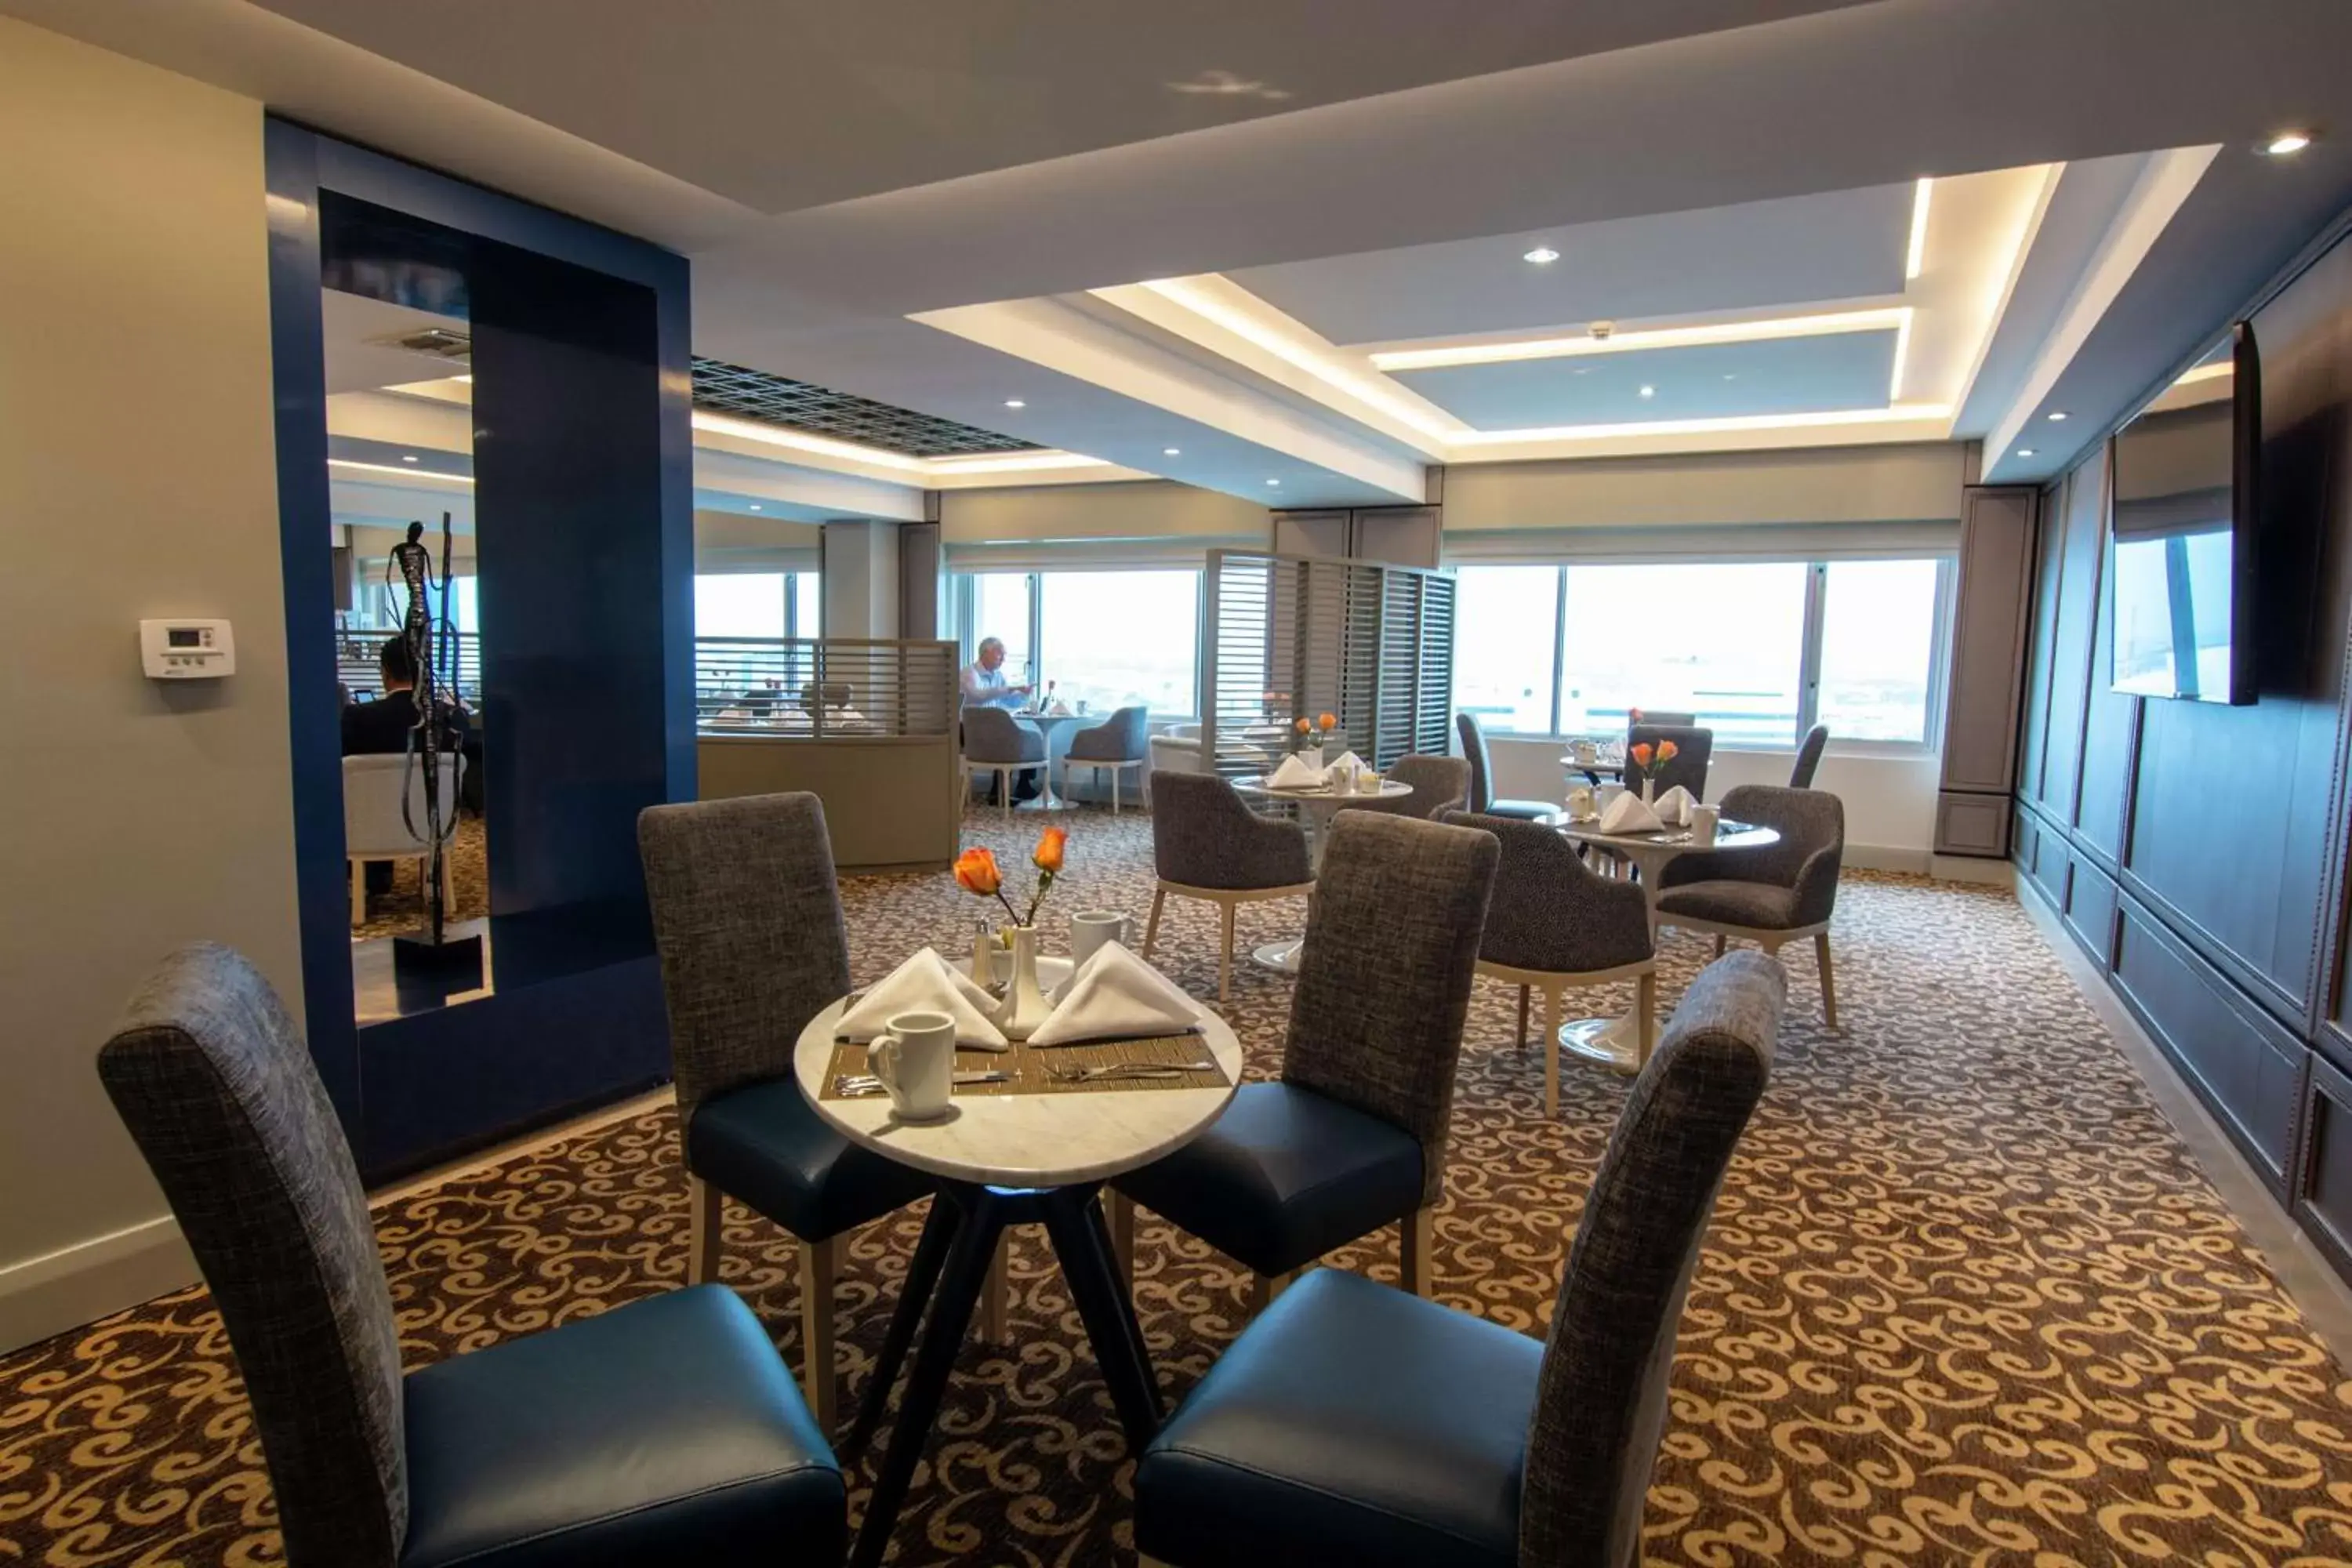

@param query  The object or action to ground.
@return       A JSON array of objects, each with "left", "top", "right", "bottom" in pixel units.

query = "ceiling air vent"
[{"left": 371, "top": 326, "right": 473, "bottom": 363}]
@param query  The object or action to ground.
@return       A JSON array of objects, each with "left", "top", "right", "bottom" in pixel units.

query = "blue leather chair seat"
[
  {"left": 1112, "top": 1082, "right": 1424, "bottom": 1277},
  {"left": 1485, "top": 798, "right": 1557, "bottom": 822},
  {"left": 1136, "top": 1268, "right": 1537, "bottom": 1568},
  {"left": 688, "top": 1077, "right": 933, "bottom": 1241},
  {"left": 401, "top": 1284, "right": 845, "bottom": 1568}
]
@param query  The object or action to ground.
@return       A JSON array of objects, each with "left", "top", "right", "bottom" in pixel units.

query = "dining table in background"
[
  {"left": 1234, "top": 773, "right": 1414, "bottom": 974},
  {"left": 795, "top": 962, "right": 1245, "bottom": 1568},
  {"left": 1016, "top": 707, "right": 1084, "bottom": 810}
]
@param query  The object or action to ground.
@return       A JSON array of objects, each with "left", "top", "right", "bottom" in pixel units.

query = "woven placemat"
[{"left": 821, "top": 1034, "right": 1225, "bottom": 1101}]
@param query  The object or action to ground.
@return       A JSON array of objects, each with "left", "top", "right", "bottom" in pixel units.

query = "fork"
[{"left": 1048, "top": 1060, "right": 1217, "bottom": 1082}]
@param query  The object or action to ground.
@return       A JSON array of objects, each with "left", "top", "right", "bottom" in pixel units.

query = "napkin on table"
[
  {"left": 1266, "top": 753, "right": 1325, "bottom": 790},
  {"left": 1325, "top": 750, "right": 1366, "bottom": 777},
  {"left": 1029, "top": 942, "right": 1205, "bottom": 1047},
  {"left": 836, "top": 947, "right": 1008, "bottom": 1049},
  {"left": 1652, "top": 785, "right": 1695, "bottom": 827},
  {"left": 1597, "top": 790, "right": 1664, "bottom": 836}
]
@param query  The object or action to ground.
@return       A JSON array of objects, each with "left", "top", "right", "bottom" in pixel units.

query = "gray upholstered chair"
[
  {"left": 1627, "top": 707, "right": 1695, "bottom": 728},
  {"left": 639, "top": 793, "right": 934, "bottom": 1429},
  {"left": 1142, "top": 770, "right": 1316, "bottom": 1002},
  {"left": 1624, "top": 723, "right": 1714, "bottom": 801},
  {"left": 1443, "top": 811, "right": 1657, "bottom": 1115},
  {"left": 96, "top": 943, "right": 846, "bottom": 1568},
  {"left": 1789, "top": 724, "right": 1830, "bottom": 788},
  {"left": 1455, "top": 710, "right": 1554, "bottom": 821},
  {"left": 1114, "top": 812, "right": 1498, "bottom": 1310},
  {"left": 961, "top": 704, "right": 1047, "bottom": 821},
  {"left": 1061, "top": 704, "right": 1151, "bottom": 812},
  {"left": 1338, "top": 752, "right": 1469, "bottom": 820},
  {"left": 1653, "top": 783, "right": 1845, "bottom": 1025},
  {"left": 1132, "top": 951, "right": 1784, "bottom": 1568}
]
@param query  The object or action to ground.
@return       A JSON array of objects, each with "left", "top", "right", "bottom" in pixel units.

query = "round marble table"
[
  {"left": 1234, "top": 775, "right": 1414, "bottom": 974},
  {"left": 1550, "top": 815, "right": 1781, "bottom": 1071},
  {"left": 1014, "top": 710, "right": 1084, "bottom": 810},
  {"left": 796, "top": 976, "right": 1243, "bottom": 1566}
]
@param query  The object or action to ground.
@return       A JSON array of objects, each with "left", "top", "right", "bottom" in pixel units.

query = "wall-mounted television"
[{"left": 2109, "top": 322, "right": 2259, "bottom": 704}]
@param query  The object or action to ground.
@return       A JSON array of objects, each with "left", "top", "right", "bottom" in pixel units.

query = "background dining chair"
[
  {"left": 1652, "top": 783, "right": 1845, "bottom": 1025},
  {"left": 960, "top": 705, "right": 1047, "bottom": 820},
  {"left": 1061, "top": 704, "right": 1151, "bottom": 812},
  {"left": 1115, "top": 811, "right": 1497, "bottom": 1308},
  {"left": 1627, "top": 707, "right": 1696, "bottom": 728},
  {"left": 1454, "top": 710, "right": 1555, "bottom": 821},
  {"left": 343, "top": 753, "right": 461, "bottom": 927},
  {"left": 1142, "top": 771, "right": 1316, "bottom": 1002},
  {"left": 1338, "top": 752, "right": 1469, "bottom": 820},
  {"left": 1789, "top": 724, "right": 1830, "bottom": 788},
  {"left": 97, "top": 943, "right": 847, "bottom": 1568},
  {"left": 640, "top": 793, "right": 935, "bottom": 1431},
  {"left": 1131, "top": 951, "right": 1784, "bottom": 1568},
  {"left": 1624, "top": 723, "right": 1714, "bottom": 800},
  {"left": 1443, "top": 811, "right": 1657, "bottom": 1114}
]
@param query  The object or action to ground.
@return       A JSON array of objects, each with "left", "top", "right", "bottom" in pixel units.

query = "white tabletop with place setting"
[{"left": 1236, "top": 757, "right": 1412, "bottom": 974}]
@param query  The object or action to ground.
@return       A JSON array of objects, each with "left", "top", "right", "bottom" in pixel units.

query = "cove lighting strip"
[
  {"left": 329, "top": 458, "right": 472, "bottom": 485},
  {"left": 1370, "top": 307, "right": 1911, "bottom": 372},
  {"left": 1447, "top": 402, "right": 1951, "bottom": 446},
  {"left": 1906, "top": 178, "right": 1934, "bottom": 280}
]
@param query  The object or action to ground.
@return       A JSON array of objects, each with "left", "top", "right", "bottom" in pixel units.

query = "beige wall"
[
  {"left": 940, "top": 478, "right": 1271, "bottom": 545},
  {"left": 0, "top": 19, "right": 294, "bottom": 1349},
  {"left": 1442, "top": 442, "right": 1970, "bottom": 532}
]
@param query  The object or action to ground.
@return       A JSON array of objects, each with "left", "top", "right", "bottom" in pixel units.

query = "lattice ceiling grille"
[{"left": 690, "top": 357, "right": 1040, "bottom": 458}]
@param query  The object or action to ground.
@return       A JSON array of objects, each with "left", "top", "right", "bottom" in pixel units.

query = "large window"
[
  {"left": 956, "top": 568, "right": 1202, "bottom": 717},
  {"left": 1449, "top": 555, "right": 1952, "bottom": 749},
  {"left": 693, "top": 572, "right": 819, "bottom": 639}
]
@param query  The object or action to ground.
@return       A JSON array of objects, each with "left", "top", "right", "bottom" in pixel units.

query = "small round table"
[
  {"left": 1015, "top": 710, "right": 1085, "bottom": 810},
  {"left": 795, "top": 983, "right": 1243, "bottom": 1568},
  {"left": 1234, "top": 775, "right": 1414, "bottom": 974},
  {"left": 1551, "top": 815, "right": 1781, "bottom": 1070}
]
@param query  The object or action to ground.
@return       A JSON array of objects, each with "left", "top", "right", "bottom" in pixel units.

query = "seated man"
[
  {"left": 343, "top": 637, "right": 471, "bottom": 898},
  {"left": 960, "top": 635, "right": 1039, "bottom": 803}
]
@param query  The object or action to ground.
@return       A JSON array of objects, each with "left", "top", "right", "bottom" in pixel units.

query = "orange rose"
[
  {"left": 1629, "top": 742, "right": 1653, "bottom": 769},
  {"left": 1294, "top": 717, "right": 1312, "bottom": 733},
  {"left": 953, "top": 846, "right": 1002, "bottom": 897},
  {"left": 1316, "top": 712, "right": 1337, "bottom": 731},
  {"left": 1657, "top": 739, "right": 1679, "bottom": 764},
  {"left": 1033, "top": 826, "right": 1068, "bottom": 875}
]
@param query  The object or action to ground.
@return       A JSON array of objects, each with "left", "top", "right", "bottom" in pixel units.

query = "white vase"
[
  {"left": 1300, "top": 744, "right": 1324, "bottom": 771},
  {"left": 1001, "top": 924, "right": 1051, "bottom": 1040},
  {"left": 1641, "top": 776, "right": 1656, "bottom": 804}
]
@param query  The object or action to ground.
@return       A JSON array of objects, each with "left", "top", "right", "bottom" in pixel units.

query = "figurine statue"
[{"left": 387, "top": 516, "right": 453, "bottom": 949}]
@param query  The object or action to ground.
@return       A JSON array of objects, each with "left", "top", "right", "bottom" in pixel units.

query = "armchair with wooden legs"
[
  {"left": 638, "top": 793, "right": 935, "bottom": 1432},
  {"left": 1112, "top": 811, "right": 1497, "bottom": 1313},
  {"left": 1442, "top": 811, "right": 1658, "bottom": 1114},
  {"left": 1141, "top": 771, "right": 1315, "bottom": 1003},
  {"left": 1652, "top": 782, "right": 1845, "bottom": 1026}
]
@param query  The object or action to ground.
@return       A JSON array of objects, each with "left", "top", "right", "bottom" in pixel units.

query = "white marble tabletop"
[
  {"left": 1237, "top": 777, "right": 1414, "bottom": 807},
  {"left": 1555, "top": 818, "right": 1779, "bottom": 855},
  {"left": 793, "top": 971, "right": 1244, "bottom": 1189}
]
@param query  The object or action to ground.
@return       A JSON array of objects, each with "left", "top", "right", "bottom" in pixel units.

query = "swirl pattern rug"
[{"left": 6, "top": 806, "right": 2351, "bottom": 1565}]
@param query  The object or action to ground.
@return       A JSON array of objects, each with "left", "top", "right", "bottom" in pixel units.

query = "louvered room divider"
[{"left": 1201, "top": 550, "right": 1457, "bottom": 786}]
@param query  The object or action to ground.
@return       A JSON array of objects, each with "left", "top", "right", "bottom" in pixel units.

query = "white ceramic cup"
[
  {"left": 1572, "top": 739, "right": 1599, "bottom": 764},
  {"left": 1692, "top": 804, "right": 1721, "bottom": 847},
  {"left": 1567, "top": 784, "right": 1596, "bottom": 820},
  {"left": 1069, "top": 909, "right": 1131, "bottom": 967},
  {"left": 872, "top": 1009, "right": 956, "bottom": 1120},
  {"left": 1356, "top": 768, "right": 1381, "bottom": 794}
]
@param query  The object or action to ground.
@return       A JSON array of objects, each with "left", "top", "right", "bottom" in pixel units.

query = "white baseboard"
[
  {"left": 0, "top": 1214, "right": 194, "bottom": 1356},
  {"left": 1845, "top": 843, "right": 1930, "bottom": 873}
]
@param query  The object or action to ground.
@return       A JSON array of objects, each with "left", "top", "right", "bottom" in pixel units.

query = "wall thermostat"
[{"left": 140, "top": 619, "right": 235, "bottom": 680}]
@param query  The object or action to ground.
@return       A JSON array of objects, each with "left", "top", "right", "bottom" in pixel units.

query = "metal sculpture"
[{"left": 386, "top": 511, "right": 477, "bottom": 976}]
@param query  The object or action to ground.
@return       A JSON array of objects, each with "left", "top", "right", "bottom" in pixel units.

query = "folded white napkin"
[
  {"left": 1326, "top": 750, "right": 1365, "bottom": 777},
  {"left": 1029, "top": 942, "right": 1204, "bottom": 1047},
  {"left": 1652, "top": 785, "right": 1695, "bottom": 827},
  {"left": 1267, "top": 753, "right": 1325, "bottom": 790},
  {"left": 836, "top": 948, "right": 1008, "bottom": 1049},
  {"left": 1598, "top": 790, "right": 1664, "bottom": 835}
]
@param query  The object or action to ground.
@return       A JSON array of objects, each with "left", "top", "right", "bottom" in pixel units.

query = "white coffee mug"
[
  {"left": 1567, "top": 784, "right": 1596, "bottom": 820},
  {"left": 1572, "top": 739, "right": 1599, "bottom": 764},
  {"left": 871, "top": 1009, "right": 956, "bottom": 1120},
  {"left": 1069, "top": 909, "right": 1132, "bottom": 967},
  {"left": 1691, "top": 804, "right": 1720, "bottom": 847}
]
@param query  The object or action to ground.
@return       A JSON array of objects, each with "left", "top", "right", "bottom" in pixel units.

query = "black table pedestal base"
[{"left": 844, "top": 1180, "right": 1161, "bottom": 1568}]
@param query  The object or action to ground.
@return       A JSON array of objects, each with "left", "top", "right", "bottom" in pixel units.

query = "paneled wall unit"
[
  {"left": 2015, "top": 221, "right": 2352, "bottom": 1280},
  {"left": 1935, "top": 486, "right": 2039, "bottom": 856}
]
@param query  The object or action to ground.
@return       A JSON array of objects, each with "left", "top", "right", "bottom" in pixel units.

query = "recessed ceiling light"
[
  {"left": 1004, "top": 398, "right": 1026, "bottom": 408},
  {"left": 1163, "top": 447, "right": 1181, "bottom": 456},
  {"left": 2263, "top": 132, "right": 2314, "bottom": 156},
  {"left": 1266, "top": 478, "right": 1281, "bottom": 486},
  {"left": 2016, "top": 448, "right": 2037, "bottom": 458},
  {"left": 2047, "top": 411, "right": 2068, "bottom": 421},
  {"left": 1523, "top": 245, "right": 1561, "bottom": 265},
  {"left": 1722, "top": 374, "right": 1737, "bottom": 382},
  {"left": 1638, "top": 385, "right": 1656, "bottom": 399},
  {"left": 401, "top": 454, "right": 419, "bottom": 463},
  {"left": 749, "top": 503, "right": 762, "bottom": 511}
]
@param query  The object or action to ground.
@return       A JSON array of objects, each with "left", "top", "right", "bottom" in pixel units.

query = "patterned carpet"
[{"left": 7, "top": 806, "right": 2352, "bottom": 1565}]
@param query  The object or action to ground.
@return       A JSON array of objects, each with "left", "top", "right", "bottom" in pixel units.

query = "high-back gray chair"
[
  {"left": 1114, "top": 811, "right": 1499, "bottom": 1312},
  {"left": 960, "top": 704, "right": 1047, "bottom": 822},
  {"left": 640, "top": 793, "right": 933, "bottom": 1428},
  {"left": 1625, "top": 723, "right": 1714, "bottom": 801},
  {"left": 1653, "top": 782, "right": 1845, "bottom": 1025},
  {"left": 1132, "top": 951, "right": 1784, "bottom": 1568},
  {"left": 1142, "top": 770, "right": 1314, "bottom": 1001},
  {"left": 1062, "top": 704, "right": 1151, "bottom": 813},
  {"left": 1789, "top": 724, "right": 1829, "bottom": 788},
  {"left": 1339, "top": 752, "right": 1469, "bottom": 820},
  {"left": 1627, "top": 708, "right": 1696, "bottom": 728},
  {"left": 1454, "top": 710, "right": 1555, "bottom": 821},
  {"left": 96, "top": 943, "right": 846, "bottom": 1568},
  {"left": 1443, "top": 810, "right": 1657, "bottom": 1116}
]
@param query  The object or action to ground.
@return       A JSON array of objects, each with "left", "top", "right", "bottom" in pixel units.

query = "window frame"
[{"left": 1444, "top": 553, "right": 1956, "bottom": 756}]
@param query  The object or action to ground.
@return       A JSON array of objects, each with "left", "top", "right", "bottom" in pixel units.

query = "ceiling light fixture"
[
  {"left": 1523, "top": 246, "right": 1561, "bottom": 265},
  {"left": 2016, "top": 448, "right": 2037, "bottom": 458},
  {"left": 1905, "top": 177, "right": 1934, "bottom": 280},
  {"left": 749, "top": 503, "right": 763, "bottom": 511},
  {"left": 1266, "top": 478, "right": 1281, "bottom": 486},
  {"left": 1004, "top": 398, "right": 1026, "bottom": 408},
  {"left": 401, "top": 454, "right": 419, "bottom": 463},
  {"left": 1371, "top": 306, "right": 1908, "bottom": 372},
  {"left": 1638, "top": 385, "right": 1656, "bottom": 399},
  {"left": 2263, "top": 132, "right": 2314, "bottom": 156},
  {"left": 1163, "top": 447, "right": 1181, "bottom": 456},
  {"left": 2047, "top": 410, "right": 2069, "bottom": 421},
  {"left": 1889, "top": 308, "right": 1915, "bottom": 401},
  {"left": 328, "top": 457, "right": 473, "bottom": 485},
  {"left": 2172, "top": 361, "right": 2234, "bottom": 388},
  {"left": 1447, "top": 402, "right": 1951, "bottom": 447}
]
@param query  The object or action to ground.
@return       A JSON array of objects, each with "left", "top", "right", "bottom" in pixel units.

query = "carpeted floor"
[{"left": 7, "top": 806, "right": 2352, "bottom": 1565}]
